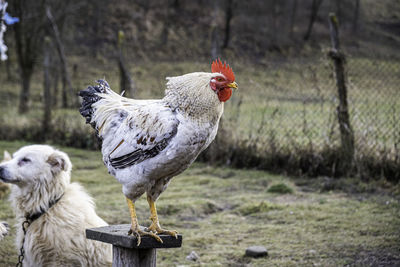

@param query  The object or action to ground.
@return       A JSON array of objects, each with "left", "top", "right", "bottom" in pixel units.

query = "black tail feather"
[{"left": 78, "top": 79, "right": 110, "bottom": 128}]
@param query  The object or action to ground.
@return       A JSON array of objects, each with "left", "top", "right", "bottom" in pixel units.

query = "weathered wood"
[
  {"left": 113, "top": 246, "right": 156, "bottom": 267},
  {"left": 86, "top": 224, "right": 182, "bottom": 267},
  {"left": 86, "top": 224, "right": 182, "bottom": 249},
  {"left": 328, "top": 13, "right": 355, "bottom": 169}
]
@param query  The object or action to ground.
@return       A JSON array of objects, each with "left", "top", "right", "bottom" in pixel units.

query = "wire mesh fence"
[{"left": 208, "top": 51, "right": 400, "bottom": 180}]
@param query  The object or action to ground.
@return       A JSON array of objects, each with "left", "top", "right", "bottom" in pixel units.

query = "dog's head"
[{"left": 0, "top": 145, "right": 71, "bottom": 187}]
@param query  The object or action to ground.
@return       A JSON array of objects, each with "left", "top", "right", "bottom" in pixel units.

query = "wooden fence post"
[
  {"left": 328, "top": 13, "right": 355, "bottom": 172},
  {"left": 86, "top": 224, "right": 182, "bottom": 267}
]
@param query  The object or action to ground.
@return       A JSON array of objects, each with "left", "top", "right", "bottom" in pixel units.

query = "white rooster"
[{"left": 79, "top": 59, "right": 238, "bottom": 245}]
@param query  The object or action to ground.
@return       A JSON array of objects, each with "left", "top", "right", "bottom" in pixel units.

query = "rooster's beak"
[{"left": 227, "top": 82, "right": 238, "bottom": 90}]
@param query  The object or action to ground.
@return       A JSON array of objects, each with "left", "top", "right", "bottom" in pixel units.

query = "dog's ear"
[
  {"left": 3, "top": 151, "right": 11, "bottom": 162},
  {"left": 47, "top": 151, "right": 71, "bottom": 174}
]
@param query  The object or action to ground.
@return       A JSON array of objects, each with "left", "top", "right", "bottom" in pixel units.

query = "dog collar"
[{"left": 26, "top": 193, "right": 64, "bottom": 222}]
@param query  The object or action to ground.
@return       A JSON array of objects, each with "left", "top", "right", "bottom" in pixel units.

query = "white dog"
[
  {"left": 0, "top": 221, "right": 8, "bottom": 241},
  {"left": 0, "top": 145, "right": 112, "bottom": 266},
  {"left": 0, "top": 151, "right": 11, "bottom": 241}
]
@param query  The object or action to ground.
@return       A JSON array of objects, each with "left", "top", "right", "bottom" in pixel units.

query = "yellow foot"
[
  {"left": 145, "top": 223, "right": 178, "bottom": 239},
  {"left": 128, "top": 225, "right": 163, "bottom": 246}
]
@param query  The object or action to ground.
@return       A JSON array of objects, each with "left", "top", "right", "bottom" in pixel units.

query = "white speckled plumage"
[{"left": 88, "top": 72, "right": 225, "bottom": 202}]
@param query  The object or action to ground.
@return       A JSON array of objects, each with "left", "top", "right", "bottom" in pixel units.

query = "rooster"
[{"left": 79, "top": 59, "right": 238, "bottom": 245}]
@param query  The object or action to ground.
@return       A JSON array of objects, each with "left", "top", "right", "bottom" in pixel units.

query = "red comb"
[{"left": 211, "top": 59, "right": 235, "bottom": 82}]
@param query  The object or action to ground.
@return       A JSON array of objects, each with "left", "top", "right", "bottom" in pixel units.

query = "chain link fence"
[{"left": 205, "top": 50, "right": 400, "bottom": 180}]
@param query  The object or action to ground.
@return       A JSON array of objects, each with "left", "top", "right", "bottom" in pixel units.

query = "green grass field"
[{"left": 0, "top": 141, "right": 399, "bottom": 266}]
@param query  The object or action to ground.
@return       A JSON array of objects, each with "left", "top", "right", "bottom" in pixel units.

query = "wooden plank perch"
[{"left": 86, "top": 224, "right": 182, "bottom": 267}]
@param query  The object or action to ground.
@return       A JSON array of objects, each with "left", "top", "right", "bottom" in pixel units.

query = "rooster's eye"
[{"left": 216, "top": 77, "right": 224, "bottom": 82}]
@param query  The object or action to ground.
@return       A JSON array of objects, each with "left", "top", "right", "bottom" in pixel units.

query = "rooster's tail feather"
[{"left": 78, "top": 80, "right": 110, "bottom": 129}]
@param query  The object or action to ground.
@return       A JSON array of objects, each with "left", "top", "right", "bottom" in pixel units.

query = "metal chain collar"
[
  {"left": 14, "top": 193, "right": 64, "bottom": 267},
  {"left": 16, "top": 219, "right": 31, "bottom": 267}
]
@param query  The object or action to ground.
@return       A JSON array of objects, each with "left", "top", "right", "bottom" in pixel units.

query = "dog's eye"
[{"left": 18, "top": 158, "right": 31, "bottom": 165}]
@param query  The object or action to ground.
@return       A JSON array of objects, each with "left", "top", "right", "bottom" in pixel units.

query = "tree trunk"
[
  {"left": 271, "top": 0, "right": 278, "bottom": 46},
  {"left": 46, "top": 6, "right": 75, "bottom": 107},
  {"left": 289, "top": 0, "right": 298, "bottom": 38},
  {"left": 5, "top": 33, "right": 13, "bottom": 80},
  {"left": 43, "top": 37, "right": 52, "bottom": 138},
  {"left": 117, "top": 31, "right": 135, "bottom": 98},
  {"left": 52, "top": 64, "right": 59, "bottom": 108},
  {"left": 11, "top": 0, "right": 45, "bottom": 114},
  {"left": 352, "top": 0, "right": 360, "bottom": 35},
  {"left": 211, "top": 26, "right": 220, "bottom": 60},
  {"left": 18, "top": 69, "right": 32, "bottom": 113},
  {"left": 159, "top": 0, "right": 180, "bottom": 47},
  {"left": 6, "top": 55, "right": 12, "bottom": 81},
  {"left": 211, "top": 0, "right": 220, "bottom": 60},
  {"left": 303, "top": 0, "right": 324, "bottom": 41},
  {"left": 335, "top": 0, "right": 342, "bottom": 22},
  {"left": 118, "top": 55, "right": 135, "bottom": 98},
  {"left": 222, "top": 0, "right": 233, "bottom": 49},
  {"left": 61, "top": 75, "right": 68, "bottom": 108}
]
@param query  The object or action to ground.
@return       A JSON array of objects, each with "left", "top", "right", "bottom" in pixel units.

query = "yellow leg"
[
  {"left": 146, "top": 195, "right": 178, "bottom": 238},
  {"left": 126, "top": 198, "right": 162, "bottom": 245}
]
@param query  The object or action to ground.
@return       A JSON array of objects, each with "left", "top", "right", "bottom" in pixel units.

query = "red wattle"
[{"left": 217, "top": 88, "right": 232, "bottom": 102}]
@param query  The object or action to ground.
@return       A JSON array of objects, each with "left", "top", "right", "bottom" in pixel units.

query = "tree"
[
  {"left": 10, "top": 0, "right": 46, "bottom": 113},
  {"left": 117, "top": 30, "right": 135, "bottom": 98},
  {"left": 46, "top": 5, "right": 75, "bottom": 107},
  {"left": 159, "top": 0, "right": 180, "bottom": 47},
  {"left": 289, "top": 0, "right": 298, "bottom": 39},
  {"left": 211, "top": 0, "right": 220, "bottom": 60},
  {"left": 303, "top": 0, "right": 324, "bottom": 41},
  {"left": 43, "top": 36, "right": 52, "bottom": 137},
  {"left": 222, "top": 0, "right": 234, "bottom": 49},
  {"left": 335, "top": 0, "right": 342, "bottom": 22},
  {"left": 352, "top": 0, "right": 360, "bottom": 35}
]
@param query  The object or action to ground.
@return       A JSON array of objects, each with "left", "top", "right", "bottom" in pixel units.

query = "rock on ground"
[
  {"left": 186, "top": 251, "right": 199, "bottom": 261},
  {"left": 245, "top": 246, "right": 268, "bottom": 258}
]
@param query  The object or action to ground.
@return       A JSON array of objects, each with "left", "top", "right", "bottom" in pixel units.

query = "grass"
[
  {"left": 267, "top": 183, "right": 294, "bottom": 194},
  {"left": 0, "top": 141, "right": 399, "bottom": 266}
]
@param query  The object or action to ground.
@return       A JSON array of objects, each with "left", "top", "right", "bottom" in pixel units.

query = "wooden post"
[
  {"left": 86, "top": 224, "right": 182, "bottom": 267},
  {"left": 328, "top": 13, "right": 355, "bottom": 171}
]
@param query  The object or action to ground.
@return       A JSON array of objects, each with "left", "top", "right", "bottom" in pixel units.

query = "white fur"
[
  {"left": 0, "top": 221, "right": 8, "bottom": 241},
  {"left": 0, "top": 145, "right": 112, "bottom": 266}
]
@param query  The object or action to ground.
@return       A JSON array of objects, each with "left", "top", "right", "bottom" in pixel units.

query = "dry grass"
[{"left": 0, "top": 141, "right": 399, "bottom": 266}]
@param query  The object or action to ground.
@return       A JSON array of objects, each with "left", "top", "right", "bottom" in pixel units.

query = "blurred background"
[{"left": 0, "top": 0, "right": 399, "bottom": 182}]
